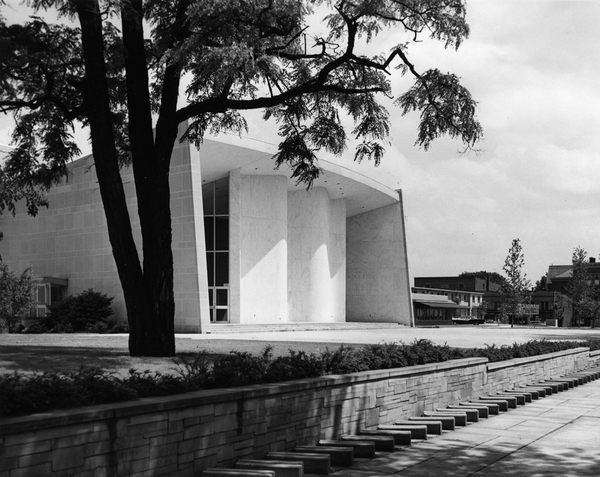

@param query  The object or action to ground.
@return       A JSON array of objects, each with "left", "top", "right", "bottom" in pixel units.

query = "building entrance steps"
[
  {"left": 476, "top": 396, "right": 512, "bottom": 410},
  {"left": 203, "top": 470, "right": 276, "bottom": 477},
  {"left": 317, "top": 440, "right": 376, "bottom": 459},
  {"left": 563, "top": 374, "right": 586, "bottom": 385},
  {"left": 494, "top": 390, "right": 531, "bottom": 403},
  {"left": 569, "top": 368, "right": 600, "bottom": 380},
  {"left": 266, "top": 452, "right": 330, "bottom": 475},
  {"left": 488, "top": 393, "right": 521, "bottom": 406},
  {"left": 543, "top": 378, "right": 574, "bottom": 389},
  {"left": 537, "top": 381, "right": 564, "bottom": 392},
  {"left": 358, "top": 428, "right": 412, "bottom": 446},
  {"left": 503, "top": 388, "right": 536, "bottom": 400},
  {"left": 377, "top": 424, "right": 428, "bottom": 440},
  {"left": 424, "top": 411, "right": 467, "bottom": 426},
  {"left": 408, "top": 415, "right": 456, "bottom": 431},
  {"left": 293, "top": 446, "right": 354, "bottom": 467},
  {"left": 444, "top": 406, "right": 481, "bottom": 421},
  {"left": 457, "top": 402, "right": 495, "bottom": 417},
  {"left": 235, "top": 460, "right": 304, "bottom": 477},
  {"left": 339, "top": 434, "right": 396, "bottom": 452},
  {"left": 518, "top": 384, "right": 550, "bottom": 396},
  {"left": 393, "top": 420, "right": 443, "bottom": 435}
]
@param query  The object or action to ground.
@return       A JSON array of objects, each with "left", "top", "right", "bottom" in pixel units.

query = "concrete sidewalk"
[{"left": 333, "top": 378, "right": 600, "bottom": 477}]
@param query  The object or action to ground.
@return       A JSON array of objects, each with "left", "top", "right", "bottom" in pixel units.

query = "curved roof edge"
[{"left": 201, "top": 134, "right": 401, "bottom": 217}]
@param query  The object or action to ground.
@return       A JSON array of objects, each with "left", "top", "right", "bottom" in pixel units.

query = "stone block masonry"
[{"left": 0, "top": 347, "right": 597, "bottom": 477}]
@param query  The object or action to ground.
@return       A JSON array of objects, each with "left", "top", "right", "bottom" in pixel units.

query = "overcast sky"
[
  {"left": 243, "top": 0, "right": 600, "bottom": 284},
  {"left": 393, "top": 0, "right": 600, "bottom": 284},
  {"left": 1, "top": 0, "right": 598, "bottom": 285}
]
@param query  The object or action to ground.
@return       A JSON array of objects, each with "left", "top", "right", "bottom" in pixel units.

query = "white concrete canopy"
[{"left": 198, "top": 135, "right": 400, "bottom": 217}]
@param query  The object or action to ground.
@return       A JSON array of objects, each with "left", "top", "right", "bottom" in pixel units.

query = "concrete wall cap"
[{"left": 487, "top": 347, "right": 589, "bottom": 372}]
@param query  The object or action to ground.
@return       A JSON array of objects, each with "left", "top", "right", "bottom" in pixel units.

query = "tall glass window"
[{"left": 203, "top": 178, "right": 229, "bottom": 322}]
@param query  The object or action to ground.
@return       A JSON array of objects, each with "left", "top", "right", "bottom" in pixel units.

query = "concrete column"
[
  {"left": 228, "top": 169, "right": 242, "bottom": 323},
  {"left": 171, "top": 137, "right": 210, "bottom": 332},
  {"left": 287, "top": 187, "right": 346, "bottom": 322},
  {"left": 238, "top": 174, "right": 288, "bottom": 323}
]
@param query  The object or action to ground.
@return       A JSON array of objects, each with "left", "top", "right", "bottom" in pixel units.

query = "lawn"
[{"left": 0, "top": 334, "right": 345, "bottom": 377}]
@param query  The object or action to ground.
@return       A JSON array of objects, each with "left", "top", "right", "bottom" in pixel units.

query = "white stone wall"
[
  {"left": 0, "top": 154, "right": 126, "bottom": 316},
  {"left": 0, "top": 132, "right": 209, "bottom": 332},
  {"left": 346, "top": 196, "right": 413, "bottom": 324},
  {"left": 170, "top": 138, "right": 210, "bottom": 332},
  {"left": 287, "top": 187, "right": 346, "bottom": 322}
]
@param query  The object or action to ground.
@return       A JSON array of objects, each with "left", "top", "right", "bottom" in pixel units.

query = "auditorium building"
[{"left": 0, "top": 128, "right": 413, "bottom": 333}]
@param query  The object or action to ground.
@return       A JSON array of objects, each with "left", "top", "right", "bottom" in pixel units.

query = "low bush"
[
  {"left": 0, "top": 367, "right": 136, "bottom": 417},
  {"left": 22, "top": 289, "right": 128, "bottom": 334},
  {"left": 47, "top": 289, "right": 114, "bottom": 332},
  {"left": 265, "top": 349, "right": 324, "bottom": 382},
  {"left": 211, "top": 348, "right": 272, "bottom": 388},
  {"left": 2, "top": 338, "right": 600, "bottom": 417}
]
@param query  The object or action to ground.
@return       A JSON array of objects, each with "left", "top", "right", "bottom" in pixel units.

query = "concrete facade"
[
  {"left": 0, "top": 131, "right": 413, "bottom": 332},
  {"left": 347, "top": 199, "right": 413, "bottom": 324}
]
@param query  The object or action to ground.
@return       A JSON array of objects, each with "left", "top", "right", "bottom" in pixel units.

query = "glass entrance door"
[{"left": 209, "top": 287, "right": 229, "bottom": 322}]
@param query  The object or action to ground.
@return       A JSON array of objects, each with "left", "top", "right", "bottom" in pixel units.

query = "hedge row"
[{"left": 2, "top": 339, "right": 599, "bottom": 417}]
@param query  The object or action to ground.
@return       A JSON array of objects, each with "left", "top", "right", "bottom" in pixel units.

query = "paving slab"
[{"left": 329, "top": 378, "right": 600, "bottom": 477}]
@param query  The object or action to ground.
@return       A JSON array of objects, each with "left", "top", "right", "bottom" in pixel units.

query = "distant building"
[
  {"left": 416, "top": 259, "right": 600, "bottom": 327},
  {"left": 413, "top": 276, "right": 501, "bottom": 293},
  {"left": 412, "top": 285, "right": 484, "bottom": 326},
  {"left": 415, "top": 275, "right": 549, "bottom": 325},
  {"left": 543, "top": 257, "right": 600, "bottom": 327}
]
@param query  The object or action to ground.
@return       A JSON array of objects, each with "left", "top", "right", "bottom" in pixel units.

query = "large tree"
[{"left": 0, "top": 0, "right": 482, "bottom": 356}]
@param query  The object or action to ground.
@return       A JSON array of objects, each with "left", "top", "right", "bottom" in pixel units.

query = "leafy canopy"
[
  {"left": 0, "top": 260, "right": 34, "bottom": 332},
  {"left": 501, "top": 238, "right": 532, "bottom": 319},
  {"left": 0, "top": 0, "right": 482, "bottom": 213}
]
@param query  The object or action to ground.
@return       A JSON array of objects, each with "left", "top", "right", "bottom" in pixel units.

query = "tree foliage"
[
  {"left": 0, "top": 260, "right": 34, "bottom": 333},
  {"left": 501, "top": 238, "right": 531, "bottom": 327},
  {"left": 459, "top": 270, "right": 507, "bottom": 287},
  {"left": 0, "top": 0, "right": 482, "bottom": 356},
  {"left": 566, "top": 247, "right": 600, "bottom": 327}
]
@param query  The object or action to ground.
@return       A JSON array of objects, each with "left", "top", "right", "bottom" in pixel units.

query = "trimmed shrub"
[
  {"left": 0, "top": 367, "right": 136, "bottom": 417},
  {"left": 211, "top": 348, "right": 271, "bottom": 388},
  {"left": 47, "top": 289, "right": 114, "bottom": 332},
  {"left": 2, "top": 338, "right": 600, "bottom": 417},
  {"left": 265, "top": 350, "right": 324, "bottom": 382},
  {"left": 23, "top": 322, "right": 50, "bottom": 334},
  {"left": 321, "top": 344, "right": 369, "bottom": 375}
]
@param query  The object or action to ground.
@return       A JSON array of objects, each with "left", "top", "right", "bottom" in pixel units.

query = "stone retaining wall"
[{"left": 0, "top": 347, "right": 596, "bottom": 477}]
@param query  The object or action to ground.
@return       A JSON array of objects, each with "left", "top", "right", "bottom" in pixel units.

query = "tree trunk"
[{"left": 76, "top": 0, "right": 176, "bottom": 357}]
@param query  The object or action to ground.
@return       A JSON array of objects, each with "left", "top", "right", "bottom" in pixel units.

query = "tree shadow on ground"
[
  {"left": 349, "top": 428, "right": 600, "bottom": 477},
  {"left": 0, "top": 345, "right": 221, "bottom": 377}
]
